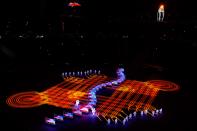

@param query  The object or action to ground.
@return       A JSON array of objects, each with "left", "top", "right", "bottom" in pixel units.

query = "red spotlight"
[{"left": 68, "top": 2, "right": 81, "bottom": 7}]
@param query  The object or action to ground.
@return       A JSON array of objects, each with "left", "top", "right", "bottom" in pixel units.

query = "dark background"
[
  {"left": 0, "top": 0, "right": 196, "bottom": 130},
  {"left": 0, "top": 0, "right": 196, "bottom": 19}
]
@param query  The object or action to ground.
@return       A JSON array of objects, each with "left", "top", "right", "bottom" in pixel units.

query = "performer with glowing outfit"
[
  {"left": 133, "top": 111, "right": 137, "bottom": 117},
  {"left": 129, "top": 113, "right": 132, "bottom": 119},
  {"left": 123, "top": 119, "right": 126, "bottom": 125},
  {"left": 107, "top": 118, "right": 111, "bottom": 125},
  {"left": 45, "top": 117, "right": 56, "bottom": 125},
  {"left": 91, "top": 107, "right": 96, "bottom": 115},
  {"left": 75, "top": 100, "right": 80, "bottom": 108},
  {"left": 144, "top": 110, "right": 148, "bottom": 115},
  {"left": 141, "top": 111, "right": 144, "bottom": 116},
  {"left": 157, "top": 4, "right": 165, "bottom": 22},
  {"left": 159, "top": 108, "right": 163, "bottom": 113},
  {"left": 115, "top": 118, "right": 118, "bottom": 124},
  {"left": 152, "top": 110, "right": 155, "bottom": 116}
]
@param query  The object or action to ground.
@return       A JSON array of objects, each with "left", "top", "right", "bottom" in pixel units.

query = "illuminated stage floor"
[{"left": 0, "top": 66, "right": 194, "bottom": 131}]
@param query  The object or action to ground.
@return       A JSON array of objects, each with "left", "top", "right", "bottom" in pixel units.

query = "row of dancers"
[
  {"left": 62, "top": 69, "right": 101, "bottom": 78},
  {"left": 106, "top": 108, "right": 163, "bottom": 125}
]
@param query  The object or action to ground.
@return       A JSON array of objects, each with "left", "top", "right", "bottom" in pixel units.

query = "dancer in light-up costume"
[{"left": 157, "top": 4, "right": 165, "bottom": 22}]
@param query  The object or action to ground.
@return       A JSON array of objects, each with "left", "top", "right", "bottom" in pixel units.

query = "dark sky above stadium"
[{"left": 0, "top": 0, "right": 196, "bottom": 20}]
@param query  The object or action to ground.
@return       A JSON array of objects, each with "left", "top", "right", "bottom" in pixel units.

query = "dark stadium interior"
[{"left": 0, "top": 0, "right": 196, "bottom": 131}]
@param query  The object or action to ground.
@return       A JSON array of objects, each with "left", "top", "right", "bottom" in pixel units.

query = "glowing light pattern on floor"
[
  {"left": 7, "top": 74, "right": 108, "bottom": 109},
  {"left": 6, "top": 68, "right": 179, "bottom": 125},
  {"left": 96, "top": 79, "right": 179, "bottom": 120},
  {"left": 6, "top": 91, "right": 42, "bottom": 108}
]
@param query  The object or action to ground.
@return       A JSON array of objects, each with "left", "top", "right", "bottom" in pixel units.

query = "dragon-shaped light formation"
[{"left": 6, "top": 68, "right": 179, "bottom": 126}]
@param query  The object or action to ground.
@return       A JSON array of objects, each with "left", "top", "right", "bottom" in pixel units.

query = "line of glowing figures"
[
  {"left": 62, "top": 69, "right": 101, "bottom": 78},
  {"left": 46, "top": 99, "right": 163, "bottom": 126}
]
